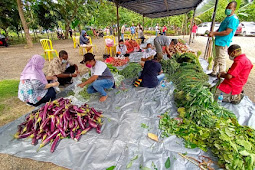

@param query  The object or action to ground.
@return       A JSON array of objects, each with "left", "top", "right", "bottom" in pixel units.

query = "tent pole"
[
  {"left": 115, "top": 0, "right": 120, "bottom": 42},
  {"left": 204, "top": 0, "right": 219, "bottom": 59},
  {"left": 189, "top": 9, "right": 196, "bottom": 45}
]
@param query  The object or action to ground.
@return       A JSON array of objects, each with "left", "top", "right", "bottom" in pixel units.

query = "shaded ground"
[{"left": 0, "top": 35, "right": 254, "bottom": 169}]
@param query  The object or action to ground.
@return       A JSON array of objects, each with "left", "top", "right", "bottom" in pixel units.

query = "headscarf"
[
  {"left": 80, "top": 30, "right": 89, "bottom": 45},
  {"left": 20, "top": 55, "right": 47, "bottom": 84}
]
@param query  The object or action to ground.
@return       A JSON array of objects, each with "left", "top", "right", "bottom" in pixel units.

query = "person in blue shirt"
[
  {"left": 208, "top": 1, "right": 239, "bottom": 77},
  {"left": 130, "top": 23, "right": 136, "bottom": 39}
]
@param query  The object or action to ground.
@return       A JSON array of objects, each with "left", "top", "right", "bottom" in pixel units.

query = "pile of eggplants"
[{"left": 14, "top": 98, "right": 102, "bottom": 153}]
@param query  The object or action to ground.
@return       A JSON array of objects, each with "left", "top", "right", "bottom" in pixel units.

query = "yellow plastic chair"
[
  {"left": 103, "top": 35, "right": 117, "bottom": 57},
  {"left": 123, "top": 34, "right": 131, "bottom": 40},
  {"left": 72, "top": 36, "right": 80, "bottom": 48},
  {"left": 40, "top": 39, "right": 58, "bottom": 61},
  {"left": 79, "top": 36, "right": 96, "bottom": 55}
]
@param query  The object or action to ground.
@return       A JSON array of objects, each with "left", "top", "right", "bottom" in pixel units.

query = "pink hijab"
[{"left": 20, "top": 55, "right": 47, "bottom": 84}]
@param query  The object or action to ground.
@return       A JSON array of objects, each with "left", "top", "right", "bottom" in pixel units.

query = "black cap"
[{"left": 80, "top": 53, "right": 95, "bottom": 64}]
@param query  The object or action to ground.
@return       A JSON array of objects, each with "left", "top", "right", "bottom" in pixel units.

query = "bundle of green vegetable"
[
  {"left": 112, "top": 73, "right": 125, "bottom": 87},
  {"left": 14, "top": 98, "right": 103, "bottom": 153},
  {"left": 159, "top": 52, "right": 255, "bottom": 169},
  {"left": 79, "top": 86, "right": 90, "bottom": 100},
  {"left": 119, "top": 63, "right": 142, "bottom": 79},
  {"left": 107, "top": 64, "right": 119, "bottom": 73}
]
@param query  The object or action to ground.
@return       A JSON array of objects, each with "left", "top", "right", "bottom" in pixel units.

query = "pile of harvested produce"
[
  {"left": 168, "top": 43, "right": 194, "bottom": 56},
  {"left": 105, "top": 57, "right": 129, "bottom": 67},
  {"left": 159, "top": 52, "right": 255, "bottom": 170},
  {"left": 14, "top": 98, "right": 102, "bottom": 153},
  {"left": 119, "top": 63, "right": 142, "bottom": 79},
  {"left": 107, "top": 64, "right": 119, "bottom": 73}
]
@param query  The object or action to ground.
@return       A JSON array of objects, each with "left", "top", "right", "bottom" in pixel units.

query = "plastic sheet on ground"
[{"left": 0, "top": 38, "right": 255, "bottom": 170}]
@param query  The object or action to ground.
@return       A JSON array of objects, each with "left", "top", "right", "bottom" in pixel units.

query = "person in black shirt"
[{"left": 140, "top": 55, "right": 165, "bottom": 88}]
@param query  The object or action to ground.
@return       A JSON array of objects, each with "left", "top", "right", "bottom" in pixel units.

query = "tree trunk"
[
  {"left": 17, "top": 0, "right": 33, "bottom": 47},
  {"left": 78, "top": 24, "right": 81, "bottom": 34},
  {"left": 65, "top": 21, "right": 70, "bottom": 39},
  {"left": 17, "top": 31, "right": 20, "bottom": 40}
]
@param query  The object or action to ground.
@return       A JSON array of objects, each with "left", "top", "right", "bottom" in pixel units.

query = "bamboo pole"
[{"left": 204, "top": 0, "right": 219, "bottom": 59}]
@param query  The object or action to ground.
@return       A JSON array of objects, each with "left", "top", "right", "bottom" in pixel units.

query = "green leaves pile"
[
  {"left": 119, "top": 63, "right": 142, "bottom": 79},
  {"left": 79, "top": 86, "right": 91, "bottom": 100},
  {"left": 159, "top": 52, "right": 255, "bottom": 170}
]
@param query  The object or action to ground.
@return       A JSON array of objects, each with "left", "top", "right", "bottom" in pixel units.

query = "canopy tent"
[{"left": 109, "top": 0, "right": 203, "bottom": 18}]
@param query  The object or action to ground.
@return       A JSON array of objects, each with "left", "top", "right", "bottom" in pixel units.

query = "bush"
[
  {"left": 86, "top": 30, "right": 94, "bottom": 37},
  {"left": 144, "top": 30, "right": 156, "bottom": 35},
  {"left": 166, "top": 30, "right": 175, "bottom": 36}
]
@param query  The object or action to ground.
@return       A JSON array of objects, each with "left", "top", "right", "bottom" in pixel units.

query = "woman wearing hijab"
[
  {"left": 80, "top": 30, "right": 92, "bottom": 52},
  {"left": 18, "top": 55, "right": 59, "bottom": 106}
]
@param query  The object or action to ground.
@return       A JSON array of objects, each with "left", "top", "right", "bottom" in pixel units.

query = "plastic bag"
[{"left": 105, "top": 38, "right": 114, "bottom": 47}]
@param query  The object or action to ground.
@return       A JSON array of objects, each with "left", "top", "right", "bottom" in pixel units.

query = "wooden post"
[
  {"left": 115, "top": 0, "right": 120, "bottom": 42},
  {"left": 204, "top": 0, "right": 219, "bottom": 59},
  {"left": 143, "top": 15, "right": 145, "bottom": 28},
  {"left": 189, "top": 9, "right": 196, "bottom": 45}
]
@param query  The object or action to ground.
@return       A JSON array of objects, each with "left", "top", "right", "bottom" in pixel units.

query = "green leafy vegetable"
[
  {"left": 165, "top": 157, "right": 171, "bottom": 169},
  {"left": 106, "top": 165, "right": 116, "bottom": 170}
]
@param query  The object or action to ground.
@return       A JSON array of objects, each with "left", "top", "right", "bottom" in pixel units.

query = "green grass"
[
  {"left": 0, "top": 80, "right": 19, "bottom": 115},
  {"left": 0, "top": 80, "right": 19, "bottom": 100}
]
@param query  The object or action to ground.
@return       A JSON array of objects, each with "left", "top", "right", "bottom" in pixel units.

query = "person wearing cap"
[
  {"left": 78, "top": 53, "right": 114, "bottom": 102},
  {"left": 214, "top": 44, "right": 253, "bottom": 104},
  {"left": 80, "top": 30, "right": 92, "bottom": 52},
  {"left": 47, "top": 50, "right": 79, "bottom": 85},
  {"left": 154, "top": 34, "right": 172, "bottom": 61}
]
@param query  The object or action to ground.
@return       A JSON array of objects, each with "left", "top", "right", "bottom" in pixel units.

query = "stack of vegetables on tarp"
[
  {"left": 105, "top": 57, "right": 129, "bottom": 67},
  {"left": 159, "top": 52, "right": 255, "bottom": 170},
  {"left": 14, "top": 98, "right": 102, "bottom": 153}
]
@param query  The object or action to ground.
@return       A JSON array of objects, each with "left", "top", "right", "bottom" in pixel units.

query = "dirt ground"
[{"left": 0, "top": 35, "right": 254, "bottom": 170}]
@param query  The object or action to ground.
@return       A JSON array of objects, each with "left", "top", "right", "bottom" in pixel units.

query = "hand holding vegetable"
[{"left": 78, "top": 82, "right": 86, "bottom": 88}]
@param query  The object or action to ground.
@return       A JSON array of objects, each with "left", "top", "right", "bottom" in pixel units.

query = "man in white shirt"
[{"left": 78, "top": 53, "right": 114, "bottom": 102}]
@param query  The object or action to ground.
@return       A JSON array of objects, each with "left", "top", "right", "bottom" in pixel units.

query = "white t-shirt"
[
  {"left": 142, "top": 49, "right": 156, "bottom": 59},
  {"left": 91, "top": 60, "right": 114, "bottom": 82},
  {"left": 116, "top": 45, "right": 127, "bottom": 55},
  {"left": 91, "top": 60, "right": 107, "bottom": 76}
]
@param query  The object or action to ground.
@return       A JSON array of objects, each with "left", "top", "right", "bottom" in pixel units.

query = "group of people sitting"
[
  {"left": 18, "top": 32, "right": 252, "bottom": 106},
  {"left": 18, "top": 50, "right": 115, "bottom": 106},
  {"left": 116, "top": 39, "right": 142, "bottom": 57}
]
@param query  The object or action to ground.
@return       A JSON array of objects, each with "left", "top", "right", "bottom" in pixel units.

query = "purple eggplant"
[
  {"left": 16, "top": 131, "right": 33, "bottom": 139},
  {"left": 77, "top": 113, "right": 85, "bottom": 130},
  {"left": 50, "top": 134, "right": 60, "bottom": 153},
  {"left": 69, "top": 119, "right": 74, "bottom": 129},
  {"left": 88, "top": 119, "right": 97, "bottom": 128},
  {"left": 42, "top": 102, "right": 49, "bottom": 122},
  {"left": 31, "top": 131, "right": 38, "bottom": 145},
  {"left": 96, "top": 125, "right": 101, "bottom": 134},
  {"left": 70, "top": 131, "right": 75, "bottom": 139},
  {"left": 63, "top": 114, "right": 68, "bottom": 131},
  {"left": 40, "top": 117, "right": 50, "bottom": 130},
  {"left": 50, "top": 115, "right": 55, "bottom": 132},
  {"left": 59, "top": 115, "right": 64, "bottom": 128},
  {"left": 74, "top": 130, "right": 82, "bottom": 141},
  {"left": 38, "top": 129, "right": 59, "bottom": 150},
  {"left": 57, "top": 125, "right": 67, "bottom": 138},
  {"left": 53, "top": 106, "right": 64, "bottom": 116}
]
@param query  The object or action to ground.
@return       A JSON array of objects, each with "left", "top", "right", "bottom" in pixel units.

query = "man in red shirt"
[
  {"left": 191, "top": 23, "right": 198, "bottom": 43},
  {"left": 162, "top": 25, "right": 167, "bottom": 36},
  {"left": 214, "top": 44, "right": 253, "bottom": 104}
]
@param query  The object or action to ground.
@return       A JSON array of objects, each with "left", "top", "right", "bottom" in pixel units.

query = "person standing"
[
  {"left": 214, "top": 44, "right": 253, "bottom": 104},
  {"left": 130, "top": 23, "right": 136, "bottom": 39},
  {"left": 191, "top": 23, "right": 198, "bottom": 43},
  {"left": 162, "top": 25, "right": 167, "bottom": 35},
  {"left": 154, "top": 34, "right": 171, "bottom": 61},
  {"left": 208, "top": 1, "right": 239, "bottom": 77},
  {"left": 68, "top": 27, "right": 72, "bottom": 38},
  {"left": 138, "top": 27, "right": 145, "bottom": 44},
  {"left": 121, "top": 24, "right": 126, "bottom": 40},
  {"left": 155, "top": 23, "right": 160, "bottom": 36}
]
